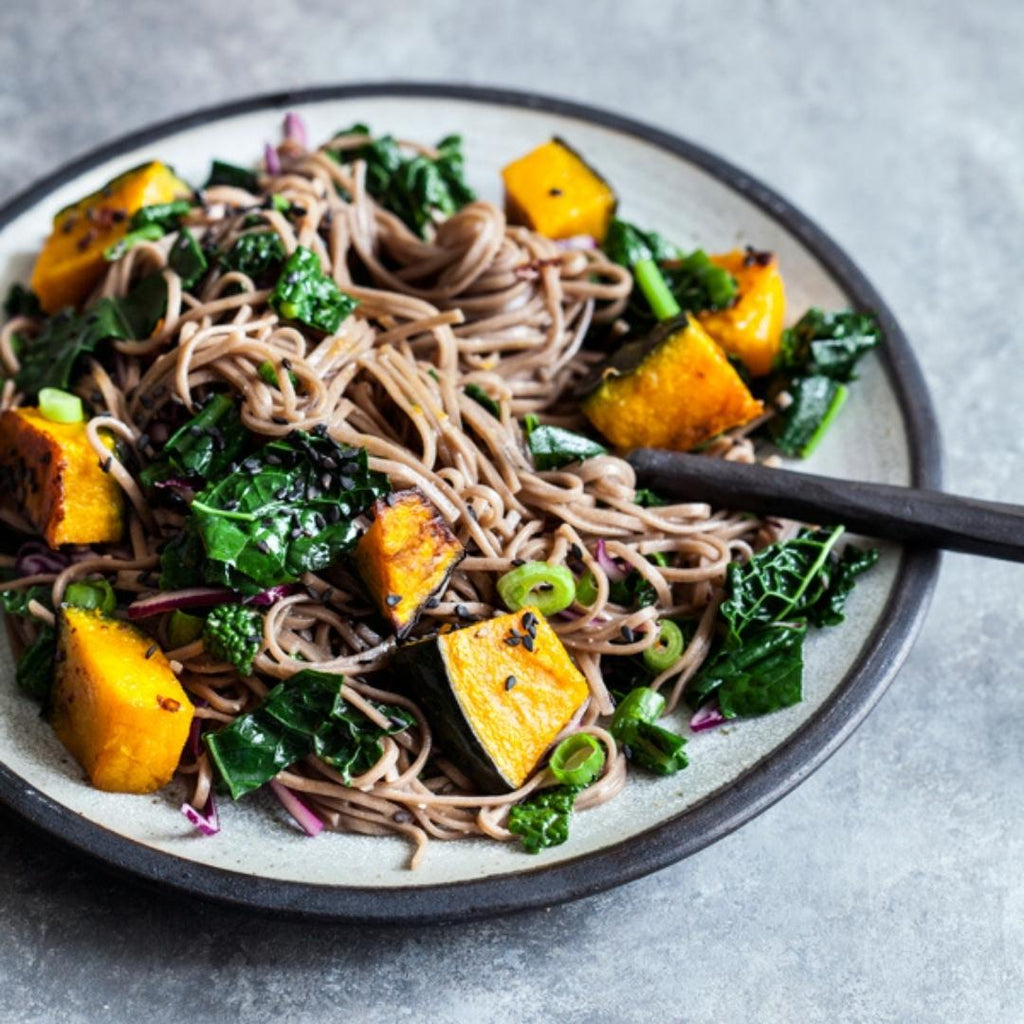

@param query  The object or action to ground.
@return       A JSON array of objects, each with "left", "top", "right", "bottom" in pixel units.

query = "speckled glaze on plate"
[{"left": 0, "top": 84, "right": 941, "bottom": 924}]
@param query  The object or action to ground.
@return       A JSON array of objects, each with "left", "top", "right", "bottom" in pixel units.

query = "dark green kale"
[
  {"left": 14, "top": 299, "right": 130, "bottom": 395},
  {"left": 609, "top": 687, "right": 688, "bottom": 776},
  {"left": 330, "top": 126, "right": 475, "bottom": 237},
  {"left": 464, "top": 383, "right": 500, "bottom": 419},
  {"left": 508, "top": 785, "right": 579, "bottom": 853},
  {"left": 203, "top": 603, "right": 263, "bottom": 676},
  {"left": 220, "top": 232, "right": 286, "bottom": 282},
  {"left": 167, "top": 227, "right": 208, "bottom": 288},
  {"left": 140, "top": 393, "right": 248, "bottom": 487},
  {"left": 205, "top": 160, "right": 259, "bottom": 191},
  {"left": 269, "top": 246, "right": 358, "bottom": 334},
  {"left": 3, "top": 283, "right": 42, "bottom": 319},
  {"left": 103, "top": 224, "right": 164, "bottom": 261},
  {"left": 131, "top": 199, "right": 193, "bottom": 232},
  {"left": 604, "top": 218, "right": 681, "bottom": 266},
  {"left": 205, "top": 669, "right": 414, "bottom": 799},
  {"left": 686, "top": 527, "right": 878, "bottom": 719},
  {"left": 117, "top": 274, "right": 170, "bottom": 338},
  {"left": 604, "top": 217, "right": 737, "bottom": 326},
  {"left": 633, "top": 488, "right": 668, "bottom": 508},
  {"left": 769, "top": 308, "right": 883, "bottom": 457},
  {"left": 257, "top": 360, "right": 299, "bottom": 390},
  {"left": 777, "top": 308, "right": 883, "bottom": 382},
  {"left": 16, "top": 627, "right": 55, "bottom": 703},
  {"left": 523, "top": 414, "right": 607, "bottom": 470},
  {"left": 162, "top": 429, "right": 389, "bottom": 594},
  {"left": 0, "top": 585, "right": 53, "bottom": 618}
]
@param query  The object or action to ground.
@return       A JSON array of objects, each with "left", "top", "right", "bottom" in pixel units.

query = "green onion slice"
[
  {"left": 574, "top": 571, "right": 599, "bottom": 607},
  {"left": 63, "top": 579, "right": 116, "bottom": 615},
  {"left": 38, "top": 387, "right": 84, "bottom": 424},
  {"left": 496, "top": 561, "right": 576, "bottom": 616},
  {"left": 633, "top": 257, "right": 681, "bottom": 322},
  {"left": 610, "top": 686, "right": 666, "bottom": 739},
  {"left": 548, "top": 734, "right": 605, "bottom": 788},
  {"left": 168, "top": 609, "right": 205, "bottom": 648},
  {"left": 643, "top": 619, "right": 685, "bottom": 673}
]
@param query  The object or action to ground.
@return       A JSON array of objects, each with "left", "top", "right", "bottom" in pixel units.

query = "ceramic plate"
[{"left": 0, "top": 84, "right": 941, "bottom": 923}]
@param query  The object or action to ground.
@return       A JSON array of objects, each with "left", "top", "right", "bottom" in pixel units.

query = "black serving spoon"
[{"left": 626, "top": 448, "right": 1024, "bottom": 563}]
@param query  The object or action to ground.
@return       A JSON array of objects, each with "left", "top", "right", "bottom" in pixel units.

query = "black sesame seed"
[
  {"left": 386, "top": 593, "right": 402, "bottom": 607},
  {"left": 321, "top": 587, "right": 335, "bottom": 603},
  {"left": 272, "top": 416, "right": 287, "bottom": 426},
  {"left": 522, "top": 635, "right": 535, "bottom": 653},
  {"left": 144, "top": 644, "right": 157, "bottom": 659},
  {"left": 522, "top": 611, "right": 537, "bottom": 631},
  {"left": 425, "top": 596, "right": 440, "bottom": 609},
  {"left": 281, "top": 358, "right": 293, "bottom": 371},
  {"left": 255, "top": 539, "right": 271, "bottom": 555},
  {"left": 455, "top": 603, "right": 469, "bottom": 619},
  {"left": 505, "top": 635, "right": 521, "bottom": 647},
  {"left": 569, "top": 544, "right": 583, "bottom": 560},
  {"left": 504, "top": 675, "right": 517, "bottom": 691},
  {"left": 620, "top": 625, "right": 636, "bottom": 643},
  {"left": 99, "top": 456, "right": 112, "bottom": 473},
  {"left": 511, "top": 558, "right": 526, "bottom": 567},
  {"left": 393, "top": 809, "right": 412, "bottom": 824},
  {"left": 188, "top": 424, "right": 204, "bottom": 436}
]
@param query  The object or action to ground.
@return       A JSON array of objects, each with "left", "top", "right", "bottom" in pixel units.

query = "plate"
[{"left": 0, "top": 84, "right": 941, "bottom": 923}]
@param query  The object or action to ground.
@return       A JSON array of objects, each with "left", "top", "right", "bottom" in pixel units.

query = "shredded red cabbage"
[
  {"left": 283, "top": 111, "right": 307, "bottom": 147},
  {"left": 243, "top": 584, "right": 297, "bottom": 607},
  {"left": 181, "top": 792, "right": 220, "bottom": 837},
  {"left": 126, "top": 587, "right": 233, "bottom": 619},
  {"left": 595, "top": 539, "right": 629, "bottom": 583},
  {"left": 690, "top": 702, "right": 726, "bottom": 732},
  {"left": 15, "top": 541, "right": 70, "bottom": 577},
  {"left": 554, "top": 235, "right": 597, "bottom": 251},
  {"left": 264, "top": 142, "right": 282, "bottom": 176},
  {"left": 269, "top": 779, "right": 323, "bottom": 837}
]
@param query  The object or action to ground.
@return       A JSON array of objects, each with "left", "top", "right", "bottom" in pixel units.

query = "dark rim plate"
[{"left": 0, "top": 83, "right": 942, "bottom": 924}]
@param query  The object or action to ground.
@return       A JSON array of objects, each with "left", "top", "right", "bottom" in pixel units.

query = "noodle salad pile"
[{"left": 0, "top": 115, "right": 880, "bottom": 865}]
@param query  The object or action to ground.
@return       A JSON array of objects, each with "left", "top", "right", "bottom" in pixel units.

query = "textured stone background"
[{"left": 0, "top": 2, "right": 1022, "bottom": 1022}]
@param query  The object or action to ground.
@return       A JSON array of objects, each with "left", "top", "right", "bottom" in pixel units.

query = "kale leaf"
[
  {"left": 3, "top": 283, "right": 41, "bottom": 319},
  {"left": 140, "top": 393, "right": 248, "bottom": 487},
  {"left": 777, "top": 308, "right": 883, "bottom": 382},
  {"left": 131, "top": 200, "right": 193, "bottom": 232},
  {"left": 16, "top": 626, "right": 55, "bottom": 703},
  {"left": 633, "top": 488, "right": 668, "bottom": 508},
  {"left": 164, "top": 429, "right": 389, "bottom": 594},
  {"left": 14, "top": 299, "right": 130, "bottom": 395},
  {"left": 464, "top": 383, "right": 500, "bottom": 419},
  {"left": 220, "top": 232, "right": 286, "bottom": 282},
  {"left": 330, "top": 126, "right": 476, "bottom": 237},
  {"left": 769, "top": 308, "right": 883, "bottom": 458},
  {"left": 604, "top": 218, "right": 681, "bottom": 266},
  {"left": 686, "top": 621, "right": 806, "bottom": 716},
  {"left": 205, "top": 160, "right": 259, "bottom": 191},
  {"left": 719, "top": 525, "right": 847, "bottom": 645},
  {"left": 508, "top": 785, "right": 579, "bottom": 853},
  {"left": 269, "top": 246, "right": 357, "bottom": 334},
  {"left": 103, "top": 224, "right": 164, "bottom": 261},
  {"left": 167, "top": 227, "right": 208, "bottom": 288},
  {"left": 524, "top": 414, "right": 607, "bottom": 470},
  {"left": 686, "top": 527, "right": 878, "bottom": 719},
  {"left": 205, "top": 669, "right": 413, "bottom": 799}
]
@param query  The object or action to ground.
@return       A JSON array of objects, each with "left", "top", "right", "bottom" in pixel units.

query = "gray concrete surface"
[{"left": 0, "top": 2, "right": 1022, "bottom": 1021}]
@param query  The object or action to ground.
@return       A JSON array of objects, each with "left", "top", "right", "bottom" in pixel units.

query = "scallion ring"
[
  {"left": 496, "top": 561, "right": 576, "bottom": 616},
  {"left": 548, "top": 734, "right": 605, "bottom": 788},
  {"left": 643, "top": 619, "right": 685, "bottom": 673},
  {"left": 38, "top": 387, "right": 84, "bottom": 424}
]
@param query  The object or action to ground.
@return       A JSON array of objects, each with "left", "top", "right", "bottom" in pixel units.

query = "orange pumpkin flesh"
[
  {"left": 51, "top": 607, "right": 194, "bottom": 794},
  {"left": 0, "top": 408, "right": 123, "bottom": 546},
  {"left": 354, "top": 488, "right": 465, "bottom": 637},
  {"left": 393, "top": 607, "right": 590, "bottom": 793},
  {"left": 30, "top": 161, "right": 191, "bottom": 314},
  {"left": 582, "top": 315, "right": 763, "bottom": 452},
  {"left": 502, "top": 138, "right": 617, "bottom": 243},
  {"left": 697, "top": 250, "right": 787, "bottom": 377}
]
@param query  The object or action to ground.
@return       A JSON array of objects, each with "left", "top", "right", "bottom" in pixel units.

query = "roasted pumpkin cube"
[
  {"left": 30, "top": 161, "right": 191, "bottom": 313},
  {"left": 582, "top": 315, "right": 763, "bottom": 451},
  {"left": 697, "top": 250, "right": 786, "bottom": 377},
  {"left": 354, "top": 488, "right": 465, "bottom": 637},
  {"left": 0, "top": 408, "right": 123, "bottom": 547},
  {"left": 502, "top": 137, "right": 617, "bottom": 243},
  {"left": 51, "top": 607, "right": 194, "bottom": 793},
  {"left": 393, "top": 607, "right": 590, "bottom": 793}
]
